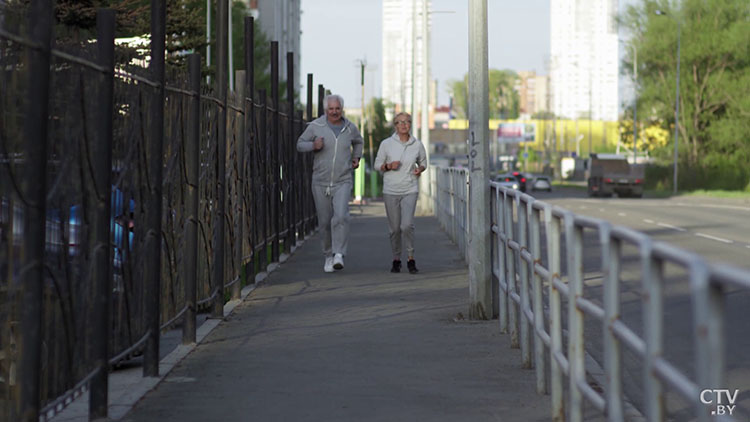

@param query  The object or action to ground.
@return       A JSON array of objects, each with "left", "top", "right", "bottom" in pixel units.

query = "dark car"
[
  {"left": 493, "top": 173, "right": 520, "bottom": 190},
  {"left": 511, "top": 171, "right": 528, "bottom": 192}
]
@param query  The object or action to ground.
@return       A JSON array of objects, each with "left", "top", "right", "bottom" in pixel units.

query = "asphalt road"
[
  {"left": 524, "top": 186, "right": 750, "bottom": 420},
  {"left": 532, "top": 186, "right": 750, "bottom": 271}
]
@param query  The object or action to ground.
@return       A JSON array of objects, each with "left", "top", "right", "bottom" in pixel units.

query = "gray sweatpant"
[
  {"left": 383, "top": 192, "right": 418, "bottom": 258},
  {"left": 312, "top": 183, "right": 352, "bottom": 257}
]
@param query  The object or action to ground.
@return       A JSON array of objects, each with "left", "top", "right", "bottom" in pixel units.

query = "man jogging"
[{"left": 297, "top": 94, "right": 363, "bottom": 272}]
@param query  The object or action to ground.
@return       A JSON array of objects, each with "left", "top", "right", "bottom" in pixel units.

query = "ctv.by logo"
[{"left": 700, "top": 389, "right": 739, "bottom": 416}]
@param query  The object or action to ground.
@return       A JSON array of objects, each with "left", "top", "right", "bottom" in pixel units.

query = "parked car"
[
  {"left": 494, "top": 173, "right": 520, "bottom": 191},
  {"left": 531, "top": 175, "right": 552, "bottom": 192}
]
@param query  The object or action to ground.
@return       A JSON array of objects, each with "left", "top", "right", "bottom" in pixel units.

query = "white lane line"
[
  {"left": 695, "top": 233, "right": 734, "bottom": 244},
  {"left": 579, "top": 205, "right": 587, "bottom": 210},
  {"left": 644, "top": 219, "right": 655, "bottom": 224},
  {"left": 618, "top": 212, "right": 627, "bottom": 217},
  {"left": 657, "top": 222, "right": 687, "bottom": 232},
  {"left": 599, "top": 208, "right": 606, "bottom": 212},
  {"left": 746, "top": 245, "right": 750, "bottom": 249}
]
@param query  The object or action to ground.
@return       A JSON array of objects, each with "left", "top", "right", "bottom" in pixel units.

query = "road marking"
[
  {"left": 579, "top": 205, "right": 587, "bottom": 210},
  {"left": 644, "top": 219, "right": 655, "bottom": 224},
  {"left": 618, "top": 212, "right": 627, "bottom": 217},
  {"left": 746, "top": 245, "right": 750, "bottom": 249},
  {"left": 657, "top": 222, "right": 687, "bottom": 232},
  {"left": 599, "top": 208, "right": 606, "bottom": 212},
  {"left": 695, "top": 233, "right": 734, "bottom": 244}
]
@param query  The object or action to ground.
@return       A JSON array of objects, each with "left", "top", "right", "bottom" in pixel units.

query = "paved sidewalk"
[{"left": 122, "top": 202, "right": 553, "bottom": 422}]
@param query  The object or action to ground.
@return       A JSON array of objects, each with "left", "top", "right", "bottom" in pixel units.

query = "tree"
[
  {"left": 446, "top": 69, "right": 520, "bottom": 119},
  {"left": 364, "top": 97, "right": 393, "bottom": 167},
  {"left": 618, "top": 118, "right": 670, "bottom": 154},
  {"left": 621, "top": 0, "right": 750, "bottom": 173}
]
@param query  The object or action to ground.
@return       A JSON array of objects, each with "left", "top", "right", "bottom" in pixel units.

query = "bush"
[{"left": 645, "top": 159, "right": 750, "bottom": 192}]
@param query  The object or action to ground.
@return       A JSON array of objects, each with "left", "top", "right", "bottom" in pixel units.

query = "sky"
[{"left": 299, "top": 0, "right": 550, "bottom": 108}]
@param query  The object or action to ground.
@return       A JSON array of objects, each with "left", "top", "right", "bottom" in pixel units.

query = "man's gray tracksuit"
[
  {"left": 373, "top": 134, "right": 427, "bottom": 258},
  {"left": 297, "top": 115, "right": 363, "bottom": 257}
]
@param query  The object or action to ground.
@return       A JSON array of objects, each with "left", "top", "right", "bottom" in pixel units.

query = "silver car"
[{"left": 531, "top": 175, "right": 552, "bottom": 192}]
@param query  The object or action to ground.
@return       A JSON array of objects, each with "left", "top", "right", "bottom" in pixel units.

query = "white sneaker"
[
  {"left": 324, "top": 256, "right": 334, "bottom": 273},
  {"left": 333, "top": 253, "right": 344, "bottom": 270}
]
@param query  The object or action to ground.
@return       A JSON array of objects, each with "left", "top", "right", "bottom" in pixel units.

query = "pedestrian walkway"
[{"left": 117, "top": 202, "right": 552, "bottom": 421}]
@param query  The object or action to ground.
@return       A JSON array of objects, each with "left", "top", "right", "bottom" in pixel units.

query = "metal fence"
[
  {"left": 434, "top": 166, "right": 750, "bottom": 422},
  {"left": 0, "top": 4, "right": 320, "bottom": 421}
]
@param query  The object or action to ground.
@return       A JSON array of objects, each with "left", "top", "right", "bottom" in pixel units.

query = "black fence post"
[
  {"left": 295, "top": 110, "right": 304, "bottom": 238},
  {"left": 90, "top": 9, "right": 115, "bottom": 419},
  {"left": 212, "top": 0, "right": 229, "bottom": 318},
  {"left": 144, "top": 0, "right": 166, "bottom": 378},
  {"left": 306, "top": 74, "right": 313, "bottom": 122},
  {"left": 305, "top": 74, "right": 313, "bottom": 235},
  {"left": 318, "top": 84, "right": 324, "bottom": 117},
  {"left": 245, "top": 16, "right": 256, "bottom": 283},
  {"left": 16, "top": 1, "right": 53, "bottom": 420},
  {"left": 286, "top": 51, "right": 295, "bottom": 251},
  {"left": 183, "top": 53, "right": 201, "bottom": 345},
  {"left": 258, "top": 89, "right": 268, "bottom": 272},
  {"left": 270, "top": 41, "right": 280, "bottom": 262},
  {"left": 233, "top": 71, "right": 245, "bottom": 300}
]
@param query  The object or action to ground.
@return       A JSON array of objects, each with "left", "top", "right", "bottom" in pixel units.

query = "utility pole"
[
  {"left": 588, "top": 70, "right": 592, "bottom": 154},
  {"left": 410, "top": 0, "right": 418, "bottom": 122},
  {"left": 632, "top": 45, "right": 638, "bottom": 164},
  {"left": 353, "top": 59, "right": 367, "bottom": 203},
  {"left": 419, "top": 0, "right": 432, "bottom": 214},
  {"left": 468, "top": 0, "right": 491, "bottom": 320}
]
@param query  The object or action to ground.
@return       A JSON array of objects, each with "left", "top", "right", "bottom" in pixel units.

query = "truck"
[{"left": 585, "top": 154, "right": 644, "bottom": 198}]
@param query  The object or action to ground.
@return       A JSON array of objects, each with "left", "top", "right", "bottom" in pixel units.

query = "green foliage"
[
  {"left": 364, "top": 97, "right": 393, "bottom": 167},
  {"left": 621, "top": 0, "right": 750, "bottom": 190},
  {"left": 446, "top": 69, "right": 520, "bottom": 119},
  {"left": 52, "top": 0, "right": 146, "bottom": 37},
  {"left": 644, "top": 159, "right": 750, "bottom": 191}
]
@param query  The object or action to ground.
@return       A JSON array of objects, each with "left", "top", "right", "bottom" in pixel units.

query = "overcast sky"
[{"left": 299, "top": 0, "right": 636, "bottom": 109}]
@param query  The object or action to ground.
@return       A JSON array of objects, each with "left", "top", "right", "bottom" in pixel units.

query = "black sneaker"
[
  {"left": 407, "top": 259, "right": 418, "bottom": 274},
  {"left": 390, "top": 260, "right": 401, "bottom": 273}
]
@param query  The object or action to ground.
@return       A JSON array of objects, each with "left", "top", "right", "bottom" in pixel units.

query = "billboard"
[{"left": 497, "top": 122, "right": 535, "bottom": 143}]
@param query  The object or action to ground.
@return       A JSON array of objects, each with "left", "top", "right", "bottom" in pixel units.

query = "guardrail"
[{"left": 433, "top": 166, "right": 750, "bottom": 422}]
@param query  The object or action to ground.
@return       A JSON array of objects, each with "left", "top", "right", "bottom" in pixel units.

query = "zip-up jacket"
[
  {"left": 297, "top": 115, "right": 364, "bottom": 187},
  {"left": 374, "top": 133, "right": 427, "bottom": 195}
]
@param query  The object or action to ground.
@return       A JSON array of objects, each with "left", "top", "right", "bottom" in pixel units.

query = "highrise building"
[
  {"left": 515, "top": 71, "right": 550, "bottom": 118},
  {"left": 381, "top": 0, "right": 431, "bottom": 117},
  {"left": 256, "top": 0, "right": 301, "bottom": 93},
  {"left": 550, "top": 0, "right": 619, "bottom": 121}
]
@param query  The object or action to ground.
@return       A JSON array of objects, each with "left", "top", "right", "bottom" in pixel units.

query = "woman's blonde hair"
[{"left": 392, "top": 112, "right": 412, "bottom": 126}]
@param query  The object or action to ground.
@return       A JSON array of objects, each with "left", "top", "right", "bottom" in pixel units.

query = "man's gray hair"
[{"left": 323, "top": 94, "right": 344, "bottom": 109}]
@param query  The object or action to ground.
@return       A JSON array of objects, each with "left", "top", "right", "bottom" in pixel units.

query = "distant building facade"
[
  {"left": 516, "top": 71, "right": 550, "bottom": 118},
  {"left": 381, "top": 0, "right": 431, "bottom": 117},
  {"left": 255, "top": 0, "right": 301, "bottom": 92},
  {"left": 550, "top": 0, "right": 619, "bottom": 121}
]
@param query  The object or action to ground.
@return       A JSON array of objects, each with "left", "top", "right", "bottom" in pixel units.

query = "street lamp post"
[{"left": 656, "top": 9, "right": 681, "bottom": 194}]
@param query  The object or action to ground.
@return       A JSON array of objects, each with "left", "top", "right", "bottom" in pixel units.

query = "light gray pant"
[
  {"left": 383, "top": 193, "right": 418, "bottom": 258},
  {"left": 312, "top": 182, "right": 351, "bottom": 257}
]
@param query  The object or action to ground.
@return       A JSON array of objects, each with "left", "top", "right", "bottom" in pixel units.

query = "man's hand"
[
  {"left": 413, "top": 166, "right": 423, "bottom": 177},
  {"left": 389, "top": 161, "right": 401, "bottom": 170},
  {"left": 352, "top": 158, "right": 360, "bottom": 169},
  {"left": 313, "top": 136, "right": 324, "bottom": 151}
]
